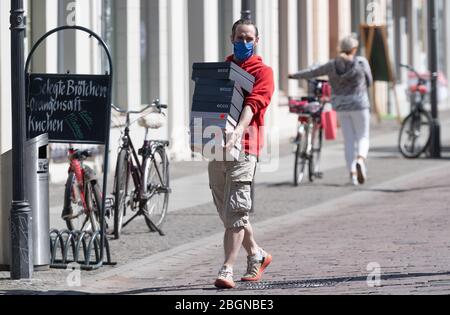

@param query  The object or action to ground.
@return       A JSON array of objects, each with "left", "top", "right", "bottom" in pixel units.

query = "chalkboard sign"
[
  {"left": 360, "top": 24, "right": 403, "bottom": 123},
  {"left": 26, "top": 73, "right": 111, "bottom": 144},
  {"left": 360, "top": 24, "right": 394, "bottom": 82}
]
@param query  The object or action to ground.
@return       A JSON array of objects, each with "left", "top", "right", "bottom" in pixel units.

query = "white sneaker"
[
  {"left": 350, "top": 175, "right": 359, "bottom": 186},
  {"left": 214, "top": 266, "right": 235, "bottom": 289},
  {"left": 356, "top": 159, "right": 367, "bottom": 185}
]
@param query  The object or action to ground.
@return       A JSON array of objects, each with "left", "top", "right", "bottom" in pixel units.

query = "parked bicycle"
[
  {"left": 61, "top": 148, "right": 103, "bottom": 232},
  {"left": 288, "top": 79, "right": 330, "bottom": 186},
  {"left": 398, "top": 64, "right": 432, "bottom": 159},
  {"left": 111, "top": 100, "right": 171, "bottom": 239}
]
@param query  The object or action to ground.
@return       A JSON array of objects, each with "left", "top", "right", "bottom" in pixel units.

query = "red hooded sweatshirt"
[{"left": 226, "top": 55, "right": 275, "bottom": 157}]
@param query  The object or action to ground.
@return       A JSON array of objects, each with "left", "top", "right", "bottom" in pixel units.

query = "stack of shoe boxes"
[{"left": 190, "top": 62, "right": 255, "bottom": 161}]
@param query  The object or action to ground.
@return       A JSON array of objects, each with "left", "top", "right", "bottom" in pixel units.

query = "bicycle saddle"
[
  {"left": 73, "top": 150, "right": 92, "bottom": 160},
  {"left": 301, "top": 96, "right": 318, "bottom": 102}
]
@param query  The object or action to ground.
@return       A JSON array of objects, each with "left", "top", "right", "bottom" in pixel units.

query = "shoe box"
[
  {"left": 192, "top": 62, "right": 254, "bottom": 94},
  {"left": 190, "top": 62, "right": 254, "bottom": 161}
]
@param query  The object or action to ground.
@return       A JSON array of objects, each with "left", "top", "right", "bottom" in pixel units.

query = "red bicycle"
[
  {"left": 288, "top": 79, "right": 331, "bottom": 186},
  {"left": 61, "top": 148, "right": 103, "bottom": 232}
]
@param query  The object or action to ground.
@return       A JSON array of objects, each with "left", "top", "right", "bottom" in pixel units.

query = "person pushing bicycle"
[{"left": 289, "top": 34, "right": 373, "bottom": 186}]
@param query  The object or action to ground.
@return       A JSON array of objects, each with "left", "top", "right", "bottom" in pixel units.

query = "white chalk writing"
[{"left": 27, "top": 76, "right": 109, "bottom": 139}]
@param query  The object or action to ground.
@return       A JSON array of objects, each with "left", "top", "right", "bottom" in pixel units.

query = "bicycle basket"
[
  {"left": 306, "top": 101, "right": 322, "bottom": 114},
  {"left": 289, "top": 97, "right": 321, "bottom": 115},
  {"left": 409, "top": 84, "right": 428, "bottom": 95},
  {"left": 138, "top": 112, "right": 167, "bottom": 129},
  {"left": 289, "top": 97, "right": 308, "bottom": 114}
]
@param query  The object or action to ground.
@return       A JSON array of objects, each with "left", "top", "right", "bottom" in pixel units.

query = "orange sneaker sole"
[
  {"left": 214, "top": 278, "right": 236, "bottom": 289},
  {"left": 241, "top": 254, "right": 273, "bottom": 282}
]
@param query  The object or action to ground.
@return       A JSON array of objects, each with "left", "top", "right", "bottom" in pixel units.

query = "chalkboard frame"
[
  {"left": 25, "top": 26, "right": 114, "bottom": 270},
  {"left": 26, "top": 73, "right": 111, "bottom": 145},
  {"left": 360, "top": 24, "right": 395, "bottom": 83},
  {"left": 360, "top": 24, "right": 402, "bottom": 124}
]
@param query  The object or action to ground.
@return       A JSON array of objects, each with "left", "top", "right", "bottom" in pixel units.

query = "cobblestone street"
[{"left": 1, "top": 114, "right": 450, "bottom": 295}]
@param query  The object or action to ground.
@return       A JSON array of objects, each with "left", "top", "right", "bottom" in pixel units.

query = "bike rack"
[
  {"left": 26, "top": 26, "right": 116, "bottom": 271},
  {"left": 48, "top": 197, "right": 116, "bottom": 270},
  {"left": 49, "top": 229, "right": 115, "bottom": 270}
]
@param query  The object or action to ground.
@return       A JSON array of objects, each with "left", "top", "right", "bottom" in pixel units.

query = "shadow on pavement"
[
  {"left": 0, "top": 289, "right": 90, "bottom": 295},
  {"left": 4, "top": 270, "right": 450, "bottom": 295},
  {"left": 316, "top": 183, "right": 352, "bottom": 188},
  {"left": 118, "top": 270, "right": 450, "bottom": 294},
  {"left": 371, "top": 146, "right": 450, "bottom": 159},
  {"left": 265, "top": 182, "right": 298, "bottom": 188},
  {"left": 370, "top": 146, "right": 401, "bottom": 154},
  {"left": 362, "top": 184, "right": 448, "bottom": 194}
]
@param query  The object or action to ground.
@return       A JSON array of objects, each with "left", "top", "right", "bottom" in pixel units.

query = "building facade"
[{"left": 0, "top": 0, "right": 449, "bottom": 183}]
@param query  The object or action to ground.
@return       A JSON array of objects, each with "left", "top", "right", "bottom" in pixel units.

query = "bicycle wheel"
[
  {"left": 64, "top": 172, "right": 100, "bottom": 232},
  {"left": 398, "top": 109, "right": 432, "bottom": 159},
  {"left": 113, "top": 149, "right": 130, "bottom": 239},
  {"left": 143, "top": 146, "right": 169, "bottom": 230},
  {"left": 294, "top": 129, "right": 308, "bottom": 186},
  {"left": 88, "top": 180, "right": 103, "bottom": 232},
  {"left": 309, "top": 125, "right": 323, "bottom": 182}
]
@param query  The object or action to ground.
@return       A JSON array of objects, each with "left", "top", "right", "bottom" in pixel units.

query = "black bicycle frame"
[{"left": 118, "top": 119, "right": 166, "bottom": 235}]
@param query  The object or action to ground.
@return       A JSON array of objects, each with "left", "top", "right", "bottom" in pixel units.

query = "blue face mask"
[{"left": 233, "top": 41, "right": 254, "bottom": 61}]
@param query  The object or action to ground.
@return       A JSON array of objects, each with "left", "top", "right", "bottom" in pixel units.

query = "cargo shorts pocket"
[
  {"left": 210, "top": 184, "right": 224, "bottom": 212},
  {"left": 229, "top": 181, "right": 252, "bottom": 214}
]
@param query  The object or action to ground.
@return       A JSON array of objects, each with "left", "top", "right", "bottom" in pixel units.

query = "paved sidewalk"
[
  {"left": 1, "top": 112, "right": 449, "bottom": 295},
  {"left": 58, "top": 160, "right": 450, "bottom": 295}
]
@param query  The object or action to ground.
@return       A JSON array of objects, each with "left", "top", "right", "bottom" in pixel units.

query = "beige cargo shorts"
[{"left": 208, "top": 154, "right": 257, "bottom": 229}]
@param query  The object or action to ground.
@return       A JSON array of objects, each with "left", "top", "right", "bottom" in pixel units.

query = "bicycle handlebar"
[
  {"left": 111, "top": 103, "right": 126, "bottom": 113},
  {"left": 112, "top": 100, "right": 168, "bottom": 115},
  {"left": 400, "top": 64, "right": 426, "bottom": 83},
  {"left": 288, "top": 76, "right": 329, "bottom": 84},
  {"left": 68, "top": 148, "right": 92, "bottom": 161},
  {"left": 307, "top": 79, "right": 329, "bottom": 84}
]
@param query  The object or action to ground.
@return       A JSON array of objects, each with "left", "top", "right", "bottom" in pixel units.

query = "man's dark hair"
[{"left": 231, "top": 19, "right": 259, "bottom": 38}]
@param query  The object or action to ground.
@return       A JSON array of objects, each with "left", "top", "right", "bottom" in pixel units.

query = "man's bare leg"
[
  {"left": 223, "top": 227, "right": 245, "bottom": 268},
  {"left": 242, "top": 223, "right": 260, "bottom": 257}
]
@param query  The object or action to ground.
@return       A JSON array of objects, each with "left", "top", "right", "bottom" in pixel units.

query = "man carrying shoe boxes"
[{"left": 191, "top": 18, "right": 275, "bottom": 290}]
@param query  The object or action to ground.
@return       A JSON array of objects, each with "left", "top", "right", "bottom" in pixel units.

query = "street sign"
[{"left": 26, "top": 73, "right": 111, "bottom": 144}]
